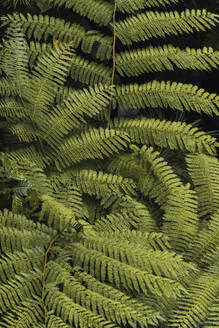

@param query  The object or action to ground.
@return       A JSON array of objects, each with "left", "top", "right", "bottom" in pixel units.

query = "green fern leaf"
[
  {"left": 1, "top": 1, "right": 219, "bottom": 327},
  {"left": 46, "top": 286, "right": 120, "bottom": 328},
  {"left": 2, "top": 145, "right": 49, "bottom": 169},
  {"left": 9, "top": 121, "right": 40, "bottom": 143},
  {"left": 113, "top": 117, "right": 218, "bottom": 155},
  {"left": 72, "top": 243, "right": 187, "bottom": 298},
  {"left": 1, "top": 13, "right": 113, "bottom": 61},
  {"left": 94, "top": 195, "right": 157, "bottom": 232},
  {"left": 1, "top": 13, "right": 86, "bottom": 44},
  {"left": 116, "top": 45, "right": 219, "bottom": 76},
  {"left": 39, "top": 84, "right": 115, "bottom": 148},
  {"left": 47, "top": 261, "right": 162, "bottom": 327},
  {"left": 202, "top": 296, "right": 219, "bottom": 327},
  {"left": 0, "top": 299, "right": 43, "bottom": 328},
  {"left": 27, "top": 41, "right": 112, "bottom": 85},
  {"left": 80, "top": 33, "right": 113, "bottom": 61},
  {"left": 0, "top": 226, "right": 50, "bottom": 253},
  {"left": 69, "top": 55, "right": 112, "bottom": 86},
  {"left": 95, "top": 230, "right": 171, "bottom": 251},
  {"left": 186, "top": 153, "right": 219, "bottom": 218},
  {"left": 27, "top": 41, "right": 53, "bottom": 68},
  {"left": 0, "top": 271, "right": 42, "bottom": 315},
  {"left": 81, "top": 231, "right": 196, "bottom": 280},
  {"left": 116, "top": 9, "right": 219, "bottom": 45},
  {"left": 0, "top": 97, "right": 26, "bottom": 119},
  {"left": 39, "top": 194, "right": 85, "bottom": 231},
  {"left": 52, "top": 128, "right": 130, "bottom": 169},
  {"left": 68, "top": 168, "right": 137, "bottom": 205},
  {"left": 185, "top": 210, "right": 219, "bottom": 267},
  {"left": 162, "top": 183, "right": 199, "bottom": 252},
  {"left": 53, "top": 0, "right": 114, "bottom": 26},
  {"left": 0, "top": 78, "right": 17, "bottom": 97},
  {"left": 0, "top": 23, "right": 30, "bottom": 98},
  {"left": 131, "top": 145, "right": 184, "bottom": 207},
  {"left": 167, "top": 273, "right": 219, "bottom": 328},
  {"left": 29, "top": 42, "right": 74, "bottom": 120},
  {"left": 117, "top": 0, "right": 181, "bottom": 14},
  {"left": 3, "top": 158, "right": 52, "bottom": 196},
  {"left": 115, "top": 81, "right": 219, "bottom": 116},
  {"left": 46, "top": 314, "right": 72, "bottom": 328},
  {"left": 0, "top": 208, "right": 56, "bottom": 236}
]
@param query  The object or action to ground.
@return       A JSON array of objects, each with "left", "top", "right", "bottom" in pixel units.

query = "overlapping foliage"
[{"left": 0, "top": 0, "right": 219, "bottom": 327}]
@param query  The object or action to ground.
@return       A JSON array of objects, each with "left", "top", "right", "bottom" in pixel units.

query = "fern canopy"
[{"left": 0, "top": 0, "right": 219, "bottom": 327}]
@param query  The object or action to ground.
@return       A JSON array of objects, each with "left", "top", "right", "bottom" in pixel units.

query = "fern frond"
[
  {"left": 11, "top": 193, "right": 23, "bottom": 214},
  {"left": 167, "top": 273, "right": 219, "bottom": 328},
  {"left": 113, "top": 117, "right": 218, "bottom": 155},
  {"left": 106, "top": 147, "right": 170, "bottom": 208},
  {"left": 47, "top": 261, "right": 162, "bottom": 327},
  {"left": 27, "top": 41, "right": 53, "bottom": 68},
  {"left": 73, "top": 266, "right": 157, "bottom": 311},
  {"left": 97, "top": 230, "right": 171, "bottom": 251},
  {"left": 27, "top": 41, "right": 112, "bottom": 85},
  {"left": 1, "top": 2, "right": 219, "bottom": 326},
  {"left": 0, "top": 97, "right": 26, "bottom": 119},
  {"left": 36, "top": 0, "right": 52, "bottom": 13},
  {"left": 1, "top": 13, "right": 86, "bottom": 44},
  {"left": 69, "top": 55, "right": 112, "bottom": 86},
  {"left": 58, "top": 168, "right": 137, "bottom": 210},
  {"left": 9, "top": 121, "right": 40, "bottom": 143},
  {"left": 39, "top": 194, "right": 84, "bottom": 231},
  {"left": 0, "top": 23, "right": 30, "bottom": 99},
  {"left": 0, "top": 271, "right": 42, "bottom": 316},
  {"left": 94, "top": 195, "right": 158, "bottom": 232},
  {"left": 81, "top": 232, "right": 196, "bottom": 281},
  {"left": 116, "top": 9, "right": 219, "bottom": 45},
  {"left": 52, "top": 128, "right": 130, "bottom": 170},
  {"left": 162, "top": 183, "right": 199, "bottom": 253},
  {"left": 185, "top": 210, "right": 219, "bottom": 267},
  {"left": 117, "top": 0, "right": 180, "bottom": 14},
  {"left": 160, "top": 149, "right": 191, "bottom": 184},
  {"left": 202, "top": 296, "right": 219, "bottom": 328},
  {"left": 49, "top": 177, "right": 83, "bottom": 218},
  {"left": 0, "top": 248, "right": 44, "bottom": 282},
  {"left": 46, "top": 286, "right": 120, "bottom": 328},
  {"left": 55, "top": 86, "right": 78, "bottom": 104},
  {"left": 29, "top": 42, "right": 74, "bottom": 120},
  {"left": 93, "top": 210, "right": 135, "bottom": 232},
  {"left": 39, "top": 84, "right": 115, "bottom": 148},
  {"left": 52, "top": 0, "right": 114, "bottom": 26},
  {"left": 116, "top": 45, "right": 219, "bottom": 76},
  {"left": 0, "top": 299, "right": 43, "bottom": 328},
  {"left": 72, "top": 243, "right": 187, "bottom": 298},
  {"left": 0, "top": 226, "right": 50, "bottom": 253},
  {"left": 115, "top": 81, "right": 219, "bottom": 116},
  {"left": 46, "top": 314, "right": 72, "bottom": 328},
  {"left": 106, "top": 151, "right": 145, "bottom": 181},
  {"left": 3, "top": 157, "right": 52, "bottom": 196},
  {"left": 133, "top": 145, "right": 184, "bottom": 207},
  {"left": 2, "top": 144, "right": 49, "bottom": 169},
  {"left": 80, "top": 32, "right": 113, "bottom": 61},
  {"left": 185, "top": 153, "right": 219, "bottom": 218},
  {"left": 1, "top": 0, "right": 31, "bottom": 8},
  {"left": 0, "top": 208, "right": 56, "bottom": 236},
  {"left": 1, "top": 13, "right": 113, "bottom": 61},
  {"left": 0, "top": 78, "right": 17, "bottom": 97},
  {"left": 69, "top": 169, "right": 137, "bottom": 203}
]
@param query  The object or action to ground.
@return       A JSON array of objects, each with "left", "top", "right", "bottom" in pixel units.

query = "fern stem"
[{"left": 107, "top": 0, "right": 117, "bottom": 129}]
